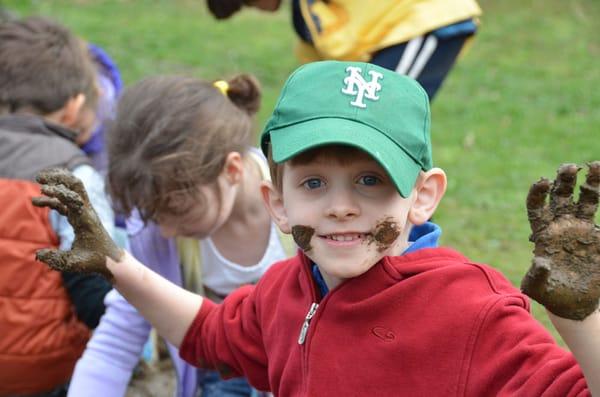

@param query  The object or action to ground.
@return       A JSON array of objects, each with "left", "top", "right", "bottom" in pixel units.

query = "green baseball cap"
[{"left": 260, "top": 60, "right": 432, "bottom": 198}]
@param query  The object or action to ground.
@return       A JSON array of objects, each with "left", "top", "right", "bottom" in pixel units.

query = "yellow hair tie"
[{"left": 213, "top": 80, "right": 229, "bottom": 96}]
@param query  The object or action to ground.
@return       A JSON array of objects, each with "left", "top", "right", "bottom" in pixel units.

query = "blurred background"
[{"left": 3, "top": 0, "right": 598, "bottom": 342}]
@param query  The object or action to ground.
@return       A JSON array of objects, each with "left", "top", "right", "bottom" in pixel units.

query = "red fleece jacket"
[{"left": 180, "top": 248, "right": 589, "bottom": 396}]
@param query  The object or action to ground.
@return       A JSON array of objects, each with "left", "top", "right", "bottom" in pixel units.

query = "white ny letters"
[{"left": 341, "top": 66, "right": 383, "bottom": 108}]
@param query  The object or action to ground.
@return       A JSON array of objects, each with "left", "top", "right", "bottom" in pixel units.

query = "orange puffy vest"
[
  {"left": 0, "top": 114, "right": 93, "bottom": 396},
  {"left": 0, "top": 179, "right": 90, "bottom": 396}
]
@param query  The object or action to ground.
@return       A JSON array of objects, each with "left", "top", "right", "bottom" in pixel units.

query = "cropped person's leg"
[{"left": 370, "top": 33, "right": 472, "bottom": 101}]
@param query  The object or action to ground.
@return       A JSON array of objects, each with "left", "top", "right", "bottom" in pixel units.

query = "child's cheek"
[
  {"left": 291, "top": 225, "right": 314, "bottom": 252},
  {"left": 368, "top": 216, "right": 401, "bottom": 252}
]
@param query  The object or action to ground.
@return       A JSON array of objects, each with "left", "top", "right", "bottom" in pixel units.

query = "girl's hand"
[
  {"left": 522, "top": 161, "right": 600, "bottom": 320},
  {"left": 31, "top": 168, "right": 122, "bottom": 280}
]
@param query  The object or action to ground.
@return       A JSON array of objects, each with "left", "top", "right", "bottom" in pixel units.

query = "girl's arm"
[
  {"left": 68, "top": 289, "right": 152, "bottom": 396},
  {"left": 69, "top": 221, "right": 180, "bottom": 397}
]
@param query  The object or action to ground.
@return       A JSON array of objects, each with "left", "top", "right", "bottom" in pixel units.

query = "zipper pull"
[{"left": 298, "top": 302, "right": 319, "bottom": 345}]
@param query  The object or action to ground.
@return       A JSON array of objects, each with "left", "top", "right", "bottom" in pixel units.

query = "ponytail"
[{"left": 221, "top": 74, "right": 261, "bottom": 116}]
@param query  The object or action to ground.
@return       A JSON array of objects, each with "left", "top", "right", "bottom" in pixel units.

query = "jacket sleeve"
[
  {"left": 465, "top": 295, "right": 589, "bottom": 396},
  {"left": 61, "top": 271, "right": 112, "bottom": 329},
  {"left": 179, "top": 284, "right": 270, "bottom": 391},
  {"left": 68, "top": 216, "right": 178, "bottom": 397}
]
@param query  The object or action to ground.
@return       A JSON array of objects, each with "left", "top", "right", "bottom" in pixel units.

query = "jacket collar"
[{"left": 0, "top": 114, "right": 78, "bottom": 142}]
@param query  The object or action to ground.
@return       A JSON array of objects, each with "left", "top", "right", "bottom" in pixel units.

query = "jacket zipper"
[{"left": 298, "top": 302, "right": 319, "bottom": 344}]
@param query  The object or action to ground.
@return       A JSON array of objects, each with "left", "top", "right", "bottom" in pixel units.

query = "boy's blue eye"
[
  {"left": 303, "top": 178, "right": 323, "bottom": 190},
  {"left": 358, "top": 175, "right": 380, "bottom": 186}
]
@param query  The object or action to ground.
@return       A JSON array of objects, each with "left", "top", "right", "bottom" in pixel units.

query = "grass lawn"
[{"left": 4, "top": 0, "right": 599, "bottom": 344}]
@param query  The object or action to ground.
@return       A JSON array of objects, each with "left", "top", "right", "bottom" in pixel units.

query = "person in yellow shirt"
[{"left": 207, "top": 0, "right": 482, "bottom": 100}]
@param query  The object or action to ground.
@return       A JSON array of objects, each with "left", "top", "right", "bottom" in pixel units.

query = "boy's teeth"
[{"left": 329, "top": 234, "right": 361, "bottom": 241}]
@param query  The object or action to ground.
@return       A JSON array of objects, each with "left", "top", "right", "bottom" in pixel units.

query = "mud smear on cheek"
[
  {"left": 292, "top": 225, "right": 314, "bottom": 252},
  {"left": 368, "top": 217, "right": 401, "bottom": 252}
]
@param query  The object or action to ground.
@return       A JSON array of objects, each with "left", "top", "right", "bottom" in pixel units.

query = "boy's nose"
[{"left": 325, "top": 190, "right": 360, "bottom": 220}]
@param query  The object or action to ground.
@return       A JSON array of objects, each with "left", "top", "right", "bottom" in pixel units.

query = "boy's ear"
[
  {"left": 408, "top": 168, "right": 447, "bottom": 225},
  {"left": 260, "top": 181, "right": 291, "bottom": 234},
  {"left": 222, "top": 152, "right": 244, "bottom": 185},
  {"left": 59, "top": 93, "right": 86, "bottom": 129}
]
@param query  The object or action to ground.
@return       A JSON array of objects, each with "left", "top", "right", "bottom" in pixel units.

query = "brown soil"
[{"left": 126, "top": 359, "right": 176, "bottom": 397}]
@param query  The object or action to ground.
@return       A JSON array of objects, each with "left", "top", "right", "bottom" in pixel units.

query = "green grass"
[{"left": 4, "top": 0, "right": 599, "bottom": 344}]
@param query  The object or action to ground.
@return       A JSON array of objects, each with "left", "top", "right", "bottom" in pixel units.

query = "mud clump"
[
  {"left": 292, "top": 225, "right": 314, "bottom": 252},
  {"left": 369, "top": 217, "right": 401, "bottom": 252},
  {"left": 522, "top": 222, "right": 600, "bottom": 320},
  {"left": 31, "top": 168, "right": 122, "bottom": 280},
  {"left": 521, "top": 161, "right": 600, "bottom": 320}
]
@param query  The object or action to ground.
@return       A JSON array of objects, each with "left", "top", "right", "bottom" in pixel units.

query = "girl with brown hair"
[{"left": 68, "top": 74, "right": 287, "bottom": 397}]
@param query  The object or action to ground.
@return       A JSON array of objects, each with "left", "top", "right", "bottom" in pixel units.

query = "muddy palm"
[
  {"left": 31, "top": 168, "right": 122, "bottom": 280},
  {"left": 522, "top": 161, "right": 600, "bottom": 320}
]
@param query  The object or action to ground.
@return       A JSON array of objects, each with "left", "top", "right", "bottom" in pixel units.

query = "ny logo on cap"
[{"left": 341, "top": 66, "right": 383, "bottom": 108}]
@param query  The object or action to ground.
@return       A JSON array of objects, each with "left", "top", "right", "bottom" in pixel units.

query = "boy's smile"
[{"left": 278, "top": 149, "right": 416, "bottom": 290}]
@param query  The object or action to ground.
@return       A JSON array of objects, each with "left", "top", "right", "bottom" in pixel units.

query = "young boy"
[
  {"left": 34, "top": 61, "right": 599, "bottom": 396},
  {"left": 0, "top": 16, "right": 115, "bottom": 396}
]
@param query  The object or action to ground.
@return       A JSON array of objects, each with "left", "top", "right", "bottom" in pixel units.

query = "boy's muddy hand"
[
  {"left": 522, "top": 161, "right": 600, "bottom": 320},
  {"left": 31, "top": 168, "right": 122, "bottom": 280}
]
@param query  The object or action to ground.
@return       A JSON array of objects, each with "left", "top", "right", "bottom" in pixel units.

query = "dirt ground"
[{"left": 125, "top": 359, "right": 176, "bottom": 397}]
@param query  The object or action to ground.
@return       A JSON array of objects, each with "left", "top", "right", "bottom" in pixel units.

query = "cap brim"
[{"left": 269, "top": 117, "right": 421, "bottom": 198}]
